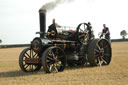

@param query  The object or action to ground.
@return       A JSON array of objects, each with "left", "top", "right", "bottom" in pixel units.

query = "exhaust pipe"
[{"left": 39, "top": 9, "right": 46, "bottom": 38}]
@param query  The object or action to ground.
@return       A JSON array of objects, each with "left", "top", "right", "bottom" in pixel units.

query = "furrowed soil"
[{"left": 0, "top": 42, "right": 128, "bottom": 85}]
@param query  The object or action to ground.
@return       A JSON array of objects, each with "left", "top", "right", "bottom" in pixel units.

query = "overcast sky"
[{"left": 0, "top": 0, "right": 128, "bottom": 44}]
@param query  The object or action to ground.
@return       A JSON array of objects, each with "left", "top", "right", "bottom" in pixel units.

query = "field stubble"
[{"left": 0, "top": 42, "right": 128, "bottom": 85}]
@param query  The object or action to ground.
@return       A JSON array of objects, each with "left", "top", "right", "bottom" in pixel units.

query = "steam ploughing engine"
[{"left": 19, "top": 9, "right": 112, "bottom": 73}]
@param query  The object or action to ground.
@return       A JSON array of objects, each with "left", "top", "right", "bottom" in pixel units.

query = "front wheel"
[{"left": 19, "top": 48, "right": 41, "bottom": 72}]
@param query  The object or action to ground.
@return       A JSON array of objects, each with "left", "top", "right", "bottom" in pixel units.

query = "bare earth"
[{"left": 0, "top": 42, "right": 128, "bottom": 85}]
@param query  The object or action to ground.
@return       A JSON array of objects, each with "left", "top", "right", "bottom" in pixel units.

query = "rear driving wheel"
[
  {"left": 88, "top": 39, "right": 112, "bottom": 66},
  {"left": 42, "top": 46, "right": 66, "bottom": 73}
]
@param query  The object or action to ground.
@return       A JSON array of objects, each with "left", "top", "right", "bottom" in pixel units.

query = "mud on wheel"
[
  {"left": 88, "top": 39, "right": 112, "bottom": 66},
  {"left": 42, "top": 46, "right": 66, "bottom": 73},
  {"left": 19, "top": 48, "right": 41, "bottom": 72}
]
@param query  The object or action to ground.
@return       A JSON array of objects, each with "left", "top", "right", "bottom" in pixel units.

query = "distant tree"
[
  {"left": 0, "top": 39, "right": 2, "bottom": 43},
  {"left": 120, "top": 30, "right": 127, "bottom": 39}
]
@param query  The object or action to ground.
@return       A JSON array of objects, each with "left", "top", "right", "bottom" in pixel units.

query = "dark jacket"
[
  {"left": 48, "top": 23, "right": 57, "bottom": 33},
  {"left": 100, "top": 27, "right": 110, "bottom": 39}
]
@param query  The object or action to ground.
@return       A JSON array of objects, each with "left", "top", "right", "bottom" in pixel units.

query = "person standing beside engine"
[{"left": 100, "top": 24, "right": 111, "bottom": 42}]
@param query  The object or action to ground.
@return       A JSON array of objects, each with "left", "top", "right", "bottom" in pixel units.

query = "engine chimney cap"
[{"left": 39, "top": 9, "right": 47, "bottom": 13}]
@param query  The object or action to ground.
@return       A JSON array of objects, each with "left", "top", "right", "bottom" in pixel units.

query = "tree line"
[{"left": 0, "top": 30, "right": 127, "bottom": 44}]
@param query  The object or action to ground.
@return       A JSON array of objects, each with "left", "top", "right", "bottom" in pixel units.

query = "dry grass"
[{"left": 0, "top": 42, "right": 128, "bottom": 85}]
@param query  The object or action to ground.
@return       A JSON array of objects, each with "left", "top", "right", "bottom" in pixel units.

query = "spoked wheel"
[
  {"left": 19, "top": 48, "right": 41, "bottom": 72},
  {"left": 42, "top": 46, "right": 66, "bottom": 73},
  {"left": 76, "top": 23, "right": 91, "bottom": 45},
  {"left": 88, "top": 39, "right": 112, "bottom": 66}
]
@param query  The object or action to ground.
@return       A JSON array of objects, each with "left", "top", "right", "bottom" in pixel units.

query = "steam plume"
[{"left": 40, "top": 0, "right": 75, "bottom": 12}]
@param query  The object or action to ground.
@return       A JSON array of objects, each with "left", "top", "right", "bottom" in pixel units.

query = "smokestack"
[{"left": 39, "top": 9, "right": 46, "bottom": 38}]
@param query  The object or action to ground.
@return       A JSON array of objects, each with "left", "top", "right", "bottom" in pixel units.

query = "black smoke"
[{"left": 40, "top": 0, "right": 75, "bottom": 12}]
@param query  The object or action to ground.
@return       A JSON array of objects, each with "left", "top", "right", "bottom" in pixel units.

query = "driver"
[
  {"left": 48, "top": 19, "right": 57, "bottom": 35},
  {"left": 48, "top": 19, "right": 62, "bottom": 38},
  {"left": 48, "top": 19, "right": 62, "bottom": 39}
]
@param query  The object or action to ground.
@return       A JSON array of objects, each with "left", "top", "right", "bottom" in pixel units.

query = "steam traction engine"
[{"left": 19, "top": 9, "right": 112, "bottom": 73}]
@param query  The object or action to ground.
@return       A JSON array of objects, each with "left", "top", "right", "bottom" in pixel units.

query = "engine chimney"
[{"left": 39, "top": 9, "right": 46, "bottom": 38}]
